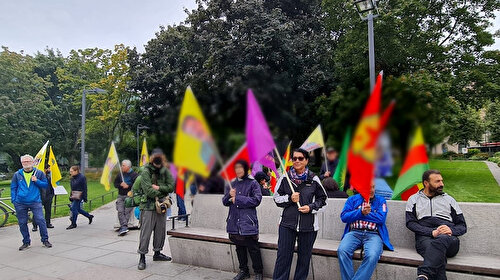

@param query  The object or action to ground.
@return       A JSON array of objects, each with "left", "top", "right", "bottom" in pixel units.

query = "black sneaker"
[
  {"left": 254, "top": 273, "right": 263, "bottom": 280},
  {"left": 66, "top": 224, "right": 77, "bottom": 230},
  {"left": 43, "top": 241, "right": 52, "bottom": 248},
  {"left": 88, "top": 215, "right": 94, "bottom": 224},
  {"left": 232, "top": 270, "right": 250, "bottom": 280},
  {"left": 19, "top": 243, "right": 30, "bottom": 251},
  {"left": 32, "top": 226, "right": 37, "bottom": 232},
  {"left": 153, "top": 252, "right": 172, "bottom": 261},
  {"left": 46, "top": 224, "right": 54, "bottom": 228}
]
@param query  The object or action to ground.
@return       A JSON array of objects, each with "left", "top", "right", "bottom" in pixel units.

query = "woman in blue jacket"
[
  {"left": 222, "top": 160, "right": 263, "bottom": 280},
  {"left": 66, "top": 165, "right": 94, "bottom": 229}
]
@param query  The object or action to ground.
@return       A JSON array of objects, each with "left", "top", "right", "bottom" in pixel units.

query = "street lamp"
[
  {"left": 354, "top": 0, "right": 379, "bottom": 91},
  {"left": 136, "top": 124, "right": 150, "bottom": 166},
  {"left": 81, "top": 88, "right": 106, "bottom": 175}
]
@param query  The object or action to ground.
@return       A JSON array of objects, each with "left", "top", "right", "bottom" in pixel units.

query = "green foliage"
[
  {"left": 469, "top": 153, "right": 489, "bottom": 160},
  {"left": 488, "top": 157, "right": 500, "bottom": 164},
  {"left": 485, "top": 99, "right": 500, "bottom": 142}
]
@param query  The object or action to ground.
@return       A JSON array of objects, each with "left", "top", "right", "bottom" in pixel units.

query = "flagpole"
[
  {"left": 211, "top": 143, "right": 233, "bottom": 189},
  {"left": 274, "top": 147, "right": 301, "bottom": 208},
  {"left": 322, "top": 146, "right": 329, "bottom": 174}
]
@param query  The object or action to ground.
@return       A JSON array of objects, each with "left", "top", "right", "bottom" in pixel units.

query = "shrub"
[
  {"left": 467, "top": 149, "right": 480, "bottom": 156},
  {"left": 469, "top": 153, "right": 489, "bottom": 160},
  {"left": 488, "top": 157, "right": 500, "bottom": 164},
  {"left": 495, "top": 152, "right": 500, "bottom": 158}
]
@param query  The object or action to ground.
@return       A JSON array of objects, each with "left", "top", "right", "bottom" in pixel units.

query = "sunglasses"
[{"left": 292, "top": 156, "right": 305, "bottom": 162}]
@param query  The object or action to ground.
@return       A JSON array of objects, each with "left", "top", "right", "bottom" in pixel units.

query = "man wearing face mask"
[
  {"left": 406, "top": 170, "right": 467, "bottom": 280},
  {"left": 10, "top": 154, "right": 52, "bottom": 250},
  {"left": 136, "top": 149, "right": 174, "bottom": 270}
]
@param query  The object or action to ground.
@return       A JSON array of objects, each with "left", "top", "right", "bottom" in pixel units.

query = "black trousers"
[
  {"left": 32, "top": 197, "right": 53, "bottom": 227},
  {"left": 273, "top": 225, "right": 317, "bottom": 280},
  {"left": 229, "top": 234, "right": 263, "bottom": 274},
  {"left": 416, "top": 235, "right": 460, "bottom": 280}
]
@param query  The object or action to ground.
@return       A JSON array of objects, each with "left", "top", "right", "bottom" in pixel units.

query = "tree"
[
  {"left": 447, "top": 105, "right": 485, "bottom": 146},
  {"left": 485, "top": 99, "right": 500, "bottom": 142}
]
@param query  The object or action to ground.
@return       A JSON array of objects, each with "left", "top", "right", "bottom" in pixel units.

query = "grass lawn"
[
  {"left": 384, "top": 159, "right": 500, "bottom": 203},
  {"left": 0, "top": 178, "right": 117, "bottom": 226}
]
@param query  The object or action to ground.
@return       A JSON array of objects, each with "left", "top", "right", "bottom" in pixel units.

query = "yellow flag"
[
  {"left": 33, "top": 140, "right": 49, "bottom": 171},
  {"left": 100, "top": 142, "right": 120, "bottom": 191},
  {"left": 48, "top": 146, "right": 62, "bottom": 187},
  {"left": 300, "top": 125, "right": 325, "bottom": 152},
  {"left": 173, "top": 86, "right": 216, "bottom": 177},
  {"left": 140, "top": 138, "right": 149, "bottom": 167}
]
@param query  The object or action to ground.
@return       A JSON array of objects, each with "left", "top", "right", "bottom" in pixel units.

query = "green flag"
[{"left": 333, "top": 127, "right": 352, "bottom": 190}]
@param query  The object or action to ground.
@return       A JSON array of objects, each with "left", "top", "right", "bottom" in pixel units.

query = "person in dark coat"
[
  {"left": 66, "top": 165, "right": 93, "bottom": 229},
  {"left": 222, "top": 160, "right": 263, "bottom": 280},
  {"left": 32, "top": 164, "right": 55, "bottom": 231},
  {"left": 254, "top": 171, "right": 271, "bottom": 196},
  {"left": 322, "top": 177, "right": 348, "bottom": 198},
  {"left": 200, "top": 169, "right": 225, "bottom": 194},
  {"left": 319, "top": 147, "right": 339, "bottom": 180}
]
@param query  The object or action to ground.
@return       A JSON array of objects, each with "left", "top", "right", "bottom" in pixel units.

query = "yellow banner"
[
  {"left": 48, "top": 146, "right": 62, "bottom": 187},
  {"left": 100, "top": 142, "right": 120, "bottom": 191},
  {"left": 140, "top": 138, "right": 149, "bottom": 167},
  {"left": 33, "top": 140, "right": 49, "bottom": 171},
  {"left": 173, "top": 87, "right": 216, "bottom": 177},
  {"left": 300, "top": 125, "right": 325, "bottom": 152}
]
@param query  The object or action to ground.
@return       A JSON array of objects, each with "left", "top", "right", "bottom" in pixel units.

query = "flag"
[
  {"left": 392, "top": 126, "right": 429, "bottom": 200},
  {"left": 347, "top": 72, "right": 383, "bottom": 201},
  {"left": 219, "top": 142, "right": 250, "bottom": 181},
  {"left": 380, "top": 100, "right": 396, "bottom": 131},
  {"left": 281, "top": 141, "right": 293, "bottom": 173},
  {"left": 140, "top": 138, "right": 149, "bottom": 167},
  {"left": 48, "top": 146, "right": 62, "bottom": 187},
  {"left": 245, "top": 89, "right": 277, "bottom": 174},
  {"left": 33, "top": 140, "right": 49, "bottom": 172},
  {"left": 173, "top": 86, "right": 217, "bottom": 177},
  {"left": 300, "top": 125, "right": 325, "bottom": 152},
  {"left": 175, "top": 167, "right": 196, "bottom": 200},
  {"left": 100, "top": 142, "right": 120, "bottom": 191},
  {"left": 269, "top": 170, "right": 277, "bottom": 193},
  {"left": 333, "top": 127, "right": 351, "bottom": 190}
]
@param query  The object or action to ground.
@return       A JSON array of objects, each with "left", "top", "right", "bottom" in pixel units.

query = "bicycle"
[{"left": 0, "top": 188, "right": 16, "bottom": 227}]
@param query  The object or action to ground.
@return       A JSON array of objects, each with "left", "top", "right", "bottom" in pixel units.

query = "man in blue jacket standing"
[
  {"left": 11, "top": 154, "right": 53, "bottom": 250},
  {"left": 338, "top": 182, "right": 393, "bottom": 280}
]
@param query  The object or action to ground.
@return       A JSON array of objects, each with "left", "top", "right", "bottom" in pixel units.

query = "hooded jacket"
[
  {"left": 139, "top": 163, "right": 174, "bottom": 211},
  {"left": 11, "top": 168, "right": 48, "bottom": 204}
]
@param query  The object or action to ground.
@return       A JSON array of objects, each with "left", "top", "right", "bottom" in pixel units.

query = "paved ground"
[
  {"left": 0, "top": 196, "right": 239, "bottom": 280},
  {"left": 485, "top": 161, "right": 500, "bottom": 186}
]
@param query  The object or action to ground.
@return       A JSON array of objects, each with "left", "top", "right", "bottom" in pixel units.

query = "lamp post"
[
  {"left": 136, "top": 124, "right": 150, "bottom": 166},
  {"left": 81, "top": 88, "right": 106, "bottom": 175},
  {"left": 354, "top": 0, "right": 379, "bottom": 92}
]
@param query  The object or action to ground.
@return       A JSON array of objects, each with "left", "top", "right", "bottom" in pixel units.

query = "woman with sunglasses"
[{"left": 273, "top": 148, "right": 328, "bottom": 280}]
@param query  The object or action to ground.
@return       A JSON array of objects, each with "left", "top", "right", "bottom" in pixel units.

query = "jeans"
[
  {"left": 32, "top": 196, "right": 53, "bottom": 227},
  {"left": 338, "top": 230, "right": 383, "bottom": 280},
  {"left": 415, "top": 235, "right": 460, "bottom": 280},
  {"left": 116, "top": 194, "right": 132, "bottom": 228},
  {"left": 229, "top": 234, "right": 263, "bottom": 274},
  {"left": 177, "top": 194, "right": 186, "bottom": 216},
  {"left": 70, "top": 200, "right": 91, "bottom": 225},
  {"left": 14, "top": 202, "right": 49, "bottom": 244},
  {"left": 273, "top": 226, "right": 317, "bottom": 280}
]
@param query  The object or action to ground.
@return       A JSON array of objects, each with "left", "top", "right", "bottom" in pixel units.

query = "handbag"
[
  {"left": 70, "top": 190, "right": 83, "bottom": 200},
  {"left": 155, "top": 196, "right": 172, "bottom": 214}
]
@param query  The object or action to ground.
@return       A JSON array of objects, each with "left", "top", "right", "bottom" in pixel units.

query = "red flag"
[
  {"left": 176, "top": 167, "right": 186, "bottom": 200},
  {"left": 219, "top": 142, "right": 250, "bottom": 181},
  {"left": 380, "top": 99, "right": 395, "bottom": 131},
  {"left": 347, "top": 73, "right": 383, "bottom": 201}
]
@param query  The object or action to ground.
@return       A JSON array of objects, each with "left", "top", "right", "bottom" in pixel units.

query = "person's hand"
[
  {"left": 362, "top": 204, "right": 371, "bottom": 215},
  {"left": 31, "top": 175, "right": 37, "bottom": 182},
  {"left": 324, "top": 171, "right": 331, "bottom": 177},
  {"left": 432, "top": 229, "right": 439, "bottom": 238},
  {"left": 120, "top": 182, "right": 129, "bottom": 189},
  {"left": 291, "top": 192, "right": 300, "bottom": 203},
  {"left": 152, "top": 184, "right": 160, "bottom": 190},
  {"left": 437, "top": 225, "right": 452, "bottom": 236},
  {"left": 229, "top": 188, "right": 236, "bottom": 197},
  {"left": 263, "top": 182, "right": 270, "bottom": 189},
  {"left": 199, "top": 184, "right": 206, "bottom": 192},
  {"left": 298, "top": 205, "right": 310, "bottom": 213}
]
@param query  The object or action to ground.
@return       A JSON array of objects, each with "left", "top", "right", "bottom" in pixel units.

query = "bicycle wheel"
[{"left": 0, "top": 205, "right": 9, "bottom": 227}]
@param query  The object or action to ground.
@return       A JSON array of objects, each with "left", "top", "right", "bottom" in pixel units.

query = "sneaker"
[
  {"left": 138, "top": 254, "right": 146, "bottom": 270},
  {"left": 46, "top": 224, "right": 54, "bottom": 228},
  {"left": 88, "top": 215, "right": 94, "bottom": 224},
  {"left": 43, "top": 241, "right": 53, "bottom": 248},
  {"left": 66, "top": 224, "right": 77, "bottom": 230},
  {"left": 118, "top": 227, "right": 129, "bottom": 236},
  {"left": 153, "top": 252, "right": 172, "bottom": 261},
  {"left": 32, "top": 226, "right": 38, "bottom": 232},
  {"left": 18, "top": 243, "right": 30, "bottom": 251},
  {"left": 232, "top": 270, "right": 250, "bottom": 280}
]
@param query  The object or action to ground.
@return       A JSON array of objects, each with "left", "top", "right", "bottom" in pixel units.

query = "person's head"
[
  {"left": 150, "top": 148, "right": 166, "bottom": 169},
  {"left": 121, "top": 159, "right": 132, "bottom": 173},
  {"left": 254, "top": 171, "right": 270, "bottom": 186},
  {"left": 20, "top": 155, "right": 34, "bottom": 172},
  {"left": 234, "top": 159, "right": 249, "bottom": 179},
  {"left": 292, "top": 148, "right": 309, "bottom": 173},
  {"left": 322, "top": 177, "right": 340, "bottom": 192},
  {"left": 44, "top": 164, "right": 51, "bottom": 172},
  {"left": 422, "top": 169, "right": 444, "bottom": 196},
  {"left": 69, "top": 165, "right": 80, "bottom": 177},
  {"left": 326, "top": 147, "right": 337, "bottom": 161}
]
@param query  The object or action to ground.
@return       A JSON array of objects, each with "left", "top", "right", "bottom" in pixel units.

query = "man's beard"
[{"left": 430, "top": 184, "right": 444, "bottom": 196}]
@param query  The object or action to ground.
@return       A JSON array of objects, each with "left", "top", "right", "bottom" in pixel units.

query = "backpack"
[{"left": 124, "top": 174, "right": 144, "bottom": 208}]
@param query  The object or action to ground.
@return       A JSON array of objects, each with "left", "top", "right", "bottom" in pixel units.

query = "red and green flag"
[
  {"left": 333, "top": 127, "right": 351, "bottom": 190},
  {"left": 392, "top": 126, "right": 429, "bottom": 200}
]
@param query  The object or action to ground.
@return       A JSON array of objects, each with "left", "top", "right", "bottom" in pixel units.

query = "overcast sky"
[{"left": 0, "top": 1, "right": 499, "bottom": 56}]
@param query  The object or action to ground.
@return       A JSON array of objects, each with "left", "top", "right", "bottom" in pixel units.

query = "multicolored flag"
[
  {"left": 281, "top": 141, "right": 293, "bottom": 173},
  {"left": 173, "top": 86, "right": 217, "bottom": 177},
  {"left": 33, "top": 140, "right": 49, "bottom": 172},
  {"left": 100, "top": 142, "right": 120, "bottom": 191},
  {"left": 48, "top": 146, "right": 62, "bottom": 187},
  {"left": 140, "top": 138, "right": 149, "bottom": 167},
  {"left": 347, "top": 72, "right": 383, "bottom": 201},
  {"left": 392, "top": 126, "right": 429, "bottom": 200},
  {"left": 219, "top": 142, "right": 250, "bottom": 181},
  {"left": 175, "top": 166, "right": 196, "bottom": 200},
  {"left": 245, "top": 89, "right": 277, "bottom": 174},
  {"left": 333, "top": 127, "right": 351, "bottom": 190},
  {"left": 300, "top": 125, "right": 325, "bottom": 152}
]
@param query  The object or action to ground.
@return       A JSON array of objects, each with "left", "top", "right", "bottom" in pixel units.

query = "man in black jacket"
[
  {"left": 114, "top": 159, "right": 139, "bottom": 236},
  {"left": 406, "top": 170, "right": 467, "bottom": 280}
]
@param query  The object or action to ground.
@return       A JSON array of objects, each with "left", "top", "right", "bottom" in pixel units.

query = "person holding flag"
[
  {"left": 66, "top": 165, "right": 94, "bottom": 229},
  {"left": 320, "top": 147, "right": 339, "bottom": 181},
  {"left": 114, "top": 159, "right": 139, "bottom": 236}
]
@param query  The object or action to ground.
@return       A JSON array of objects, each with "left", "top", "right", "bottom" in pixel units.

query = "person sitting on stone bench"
[
  {"left": 406, "top": 169, "right": 467, "bottom": 280},
  {"left": 338, "top": 181, "right": 393, "bottom": 280}
]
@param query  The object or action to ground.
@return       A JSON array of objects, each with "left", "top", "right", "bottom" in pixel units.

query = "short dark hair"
[
  {"left": 422, "top": 169, "right": 441, "bottom": 183},
  {"left": 292, "top": 148, "right": 310, "bottom": 160},
  {"left": 322, "top": 177, "right": 339, "bottom": 191}
]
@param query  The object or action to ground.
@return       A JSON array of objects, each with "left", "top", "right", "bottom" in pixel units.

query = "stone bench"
[{"left": 167, "top": 194, "right": 500, "bottom": 279}]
